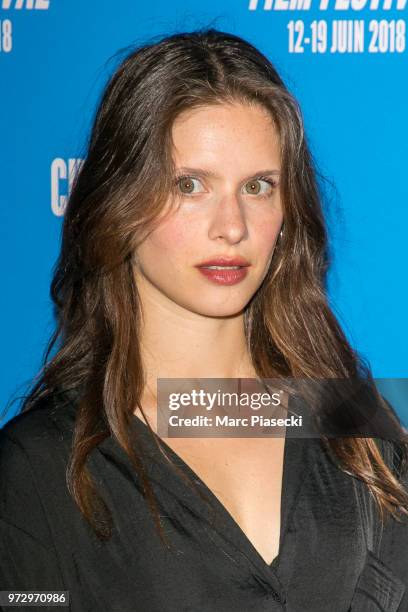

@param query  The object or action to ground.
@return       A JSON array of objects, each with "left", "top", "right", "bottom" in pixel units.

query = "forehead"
[{"left": 170, "top": 102, "right": 280, "bottom": 170}]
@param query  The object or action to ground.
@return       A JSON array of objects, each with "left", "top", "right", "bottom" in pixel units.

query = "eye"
[
  {"left": 176, "top": 176, "right": 205, "bottom": 195},
  {"left": 244, "top": 177, "right": 278, "bottom": 198}
]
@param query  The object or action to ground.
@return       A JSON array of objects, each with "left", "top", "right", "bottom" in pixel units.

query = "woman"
[{"left": 1, "top": 28, "right": 407, "bottom": 611}]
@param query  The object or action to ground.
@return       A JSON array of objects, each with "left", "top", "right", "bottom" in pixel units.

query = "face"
[{"left": 133, "top": 102, "right": 284, "bottom": 317}]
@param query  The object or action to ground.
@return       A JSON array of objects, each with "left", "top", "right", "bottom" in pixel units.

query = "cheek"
[
  {"left": 252, "top": 217, "right": 282, "bottom": 260},
  {"left": 140, "top": 218, "right": 200, "bottom": 264}
]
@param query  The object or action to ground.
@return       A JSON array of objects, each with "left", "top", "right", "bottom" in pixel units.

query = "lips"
[
  {"left": 195, "top": 256, "right": 250, "bottom": 286},
  {"left": 195, "top": 256, "right": 250, "bottom": 268}
]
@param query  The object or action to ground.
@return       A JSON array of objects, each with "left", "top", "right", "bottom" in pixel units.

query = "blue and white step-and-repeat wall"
[{"left": 1, "top": 0, "right": 407, "bottom": 425}]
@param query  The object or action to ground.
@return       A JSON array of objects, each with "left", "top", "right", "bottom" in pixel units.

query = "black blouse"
[{"left": 1, "top": 390, "right": 407, "bottom": 611}]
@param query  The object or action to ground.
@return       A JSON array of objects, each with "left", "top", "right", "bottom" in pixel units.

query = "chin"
[{"left": 190, "top": 300, "right": 249, "bottom": 318}]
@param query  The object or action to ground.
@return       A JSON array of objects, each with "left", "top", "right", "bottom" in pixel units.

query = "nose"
[{"left": 207, "top": 193, "right": 248, "bottom": 244}]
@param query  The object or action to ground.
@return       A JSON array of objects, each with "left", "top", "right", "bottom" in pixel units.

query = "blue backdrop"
[{"left": 1, "top": 0, "right": 407, "bottom": 425}]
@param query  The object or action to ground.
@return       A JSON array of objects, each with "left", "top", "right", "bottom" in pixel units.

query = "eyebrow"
[{"left": 175, "top": 166, "right": 281, "bottom": 179}]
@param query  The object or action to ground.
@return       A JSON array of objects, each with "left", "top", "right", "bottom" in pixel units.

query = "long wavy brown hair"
[{"left": 9, "top": 28, "right": 408, "bottom": 545}]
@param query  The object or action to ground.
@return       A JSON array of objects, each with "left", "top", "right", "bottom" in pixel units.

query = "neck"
[{"left": 135, "top": 276, "right": 258, "bottom": 418}]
